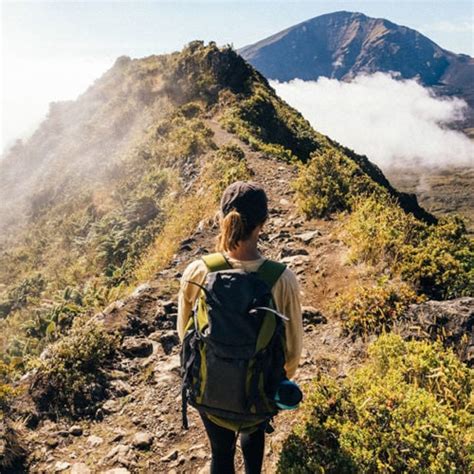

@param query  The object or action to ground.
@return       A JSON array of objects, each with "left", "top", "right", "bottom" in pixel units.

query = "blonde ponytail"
[{"left": 216, "top": 209, "right": 247, "bottom": 252}]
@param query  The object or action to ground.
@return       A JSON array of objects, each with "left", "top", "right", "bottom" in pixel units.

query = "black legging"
[{"left": 199, "top": 412, "right": 265, "bottom": 474}]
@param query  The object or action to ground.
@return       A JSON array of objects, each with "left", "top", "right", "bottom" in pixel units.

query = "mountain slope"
[
  {"left": 2, "top": 42, "right": 473, "bottom": 472},
  {"left": 0, "top": 41, "right": 436, "bottom": 370},
  {"left": 9, "top": 121, "right": 474, "bottom": 473},
  {"left": 240, "top": 11, "right": 474, "bottom": 127}
]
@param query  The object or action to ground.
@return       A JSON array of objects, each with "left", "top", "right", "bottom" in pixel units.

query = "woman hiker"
[{"left": 177, "top": 181, "right": 303, "bottom": 474}]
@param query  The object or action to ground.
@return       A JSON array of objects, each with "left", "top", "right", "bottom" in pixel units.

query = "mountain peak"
[
  {"left": 239, "top": 11, "right": 460, "bottom": 84},
  {"left": 239, "top": 11, "right": 474, "bottom": 128}
]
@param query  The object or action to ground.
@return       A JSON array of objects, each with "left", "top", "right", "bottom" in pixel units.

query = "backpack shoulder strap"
[
  {"left": 257, "top": 259, "right": 286, "bottom": 288},
  {"left": 201, "top": 252, "right": 232, "bottom": 272}
]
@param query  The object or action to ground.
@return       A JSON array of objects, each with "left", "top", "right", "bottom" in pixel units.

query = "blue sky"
[{"left": 1, "top": 1, "right": 473, "bottom": 151}]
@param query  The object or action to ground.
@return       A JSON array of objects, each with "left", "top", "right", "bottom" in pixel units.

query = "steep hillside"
[
  {"left": 0, "top": 41, "right": 434, "bottom": 372},
  {"left": 240, "top": 11, "right": 474, "bottom": 128},
  {"left": 8, "top": 128, "right": 474, "bottom": 473},
  {"left": 0, "top": 42, "right": 472, "bottom": 473}
]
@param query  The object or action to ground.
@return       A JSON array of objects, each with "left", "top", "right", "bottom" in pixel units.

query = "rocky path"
[{"left": 18, "top": 120, "right": 368, "bottom": 473}]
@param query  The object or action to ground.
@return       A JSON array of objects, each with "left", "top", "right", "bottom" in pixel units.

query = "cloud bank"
[
  {"left": 1, "top": 56, "right": 113, "bottom": 154},
  {"left": 271, "top": 73, "right": 474, "bottom": 169}
]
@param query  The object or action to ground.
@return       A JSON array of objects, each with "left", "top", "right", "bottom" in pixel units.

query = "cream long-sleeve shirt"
[{"left": 177, "top": 253, "right": 303, "bottom": 379}]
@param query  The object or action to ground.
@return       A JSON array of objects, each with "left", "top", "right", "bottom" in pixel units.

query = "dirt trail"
[{"left": 20, "top": 120, "right": 368, "bottom": 474}]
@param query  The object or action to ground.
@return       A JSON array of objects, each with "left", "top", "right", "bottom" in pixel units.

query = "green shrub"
[
  {"left": 278, "top": 334, "right": 474, "bottom": 474},
  {"left": 341, "top": 195, "right": 421, "bottom": 266},
  {"left": 293, "top": 150, "right": 386, "bottom": 218},
  {"left": 0, "top": 274, "right": 45, "bottom": 318},
  {"left": 31, "top": 317, "right": 119, "bottom": 418},
  {"left": 342, "top": 196, "right": 474, "bottom": 299},
  {"left": 400, "top": 216, "right": 474, "bottom": 299},
  {"left": 202, "top": 143, "right": 252, "bottom": 200},
  {"left": 0, "top": 361, "right": 17, "bottom": 412},
  {"left": 167, "top": 116, "right": 216, "bottom": 159},
  {"left": 220, "top": 81, "right": 321, "bottom": 162},
  {"left": 331, "top": 279, "right": 423, "bottom": 336}
]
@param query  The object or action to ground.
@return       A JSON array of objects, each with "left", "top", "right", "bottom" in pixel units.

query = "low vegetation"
[
  {"left": 293, "top": 149, "right": 387, "bottom": 218},
  {"left": 278, "top": 334, "right": 474, "bottom": 474},
  {"left": 30, "top": 317, "right": 119, "bottom": 419},
  {"left": 341, "top": 196, "right": 474, "bottom": 299},
  {"left": 202, "top": 142, "right": 253, "bottom": 200},
  {"left": 331, "top": 279, "right": 424, "bottom": 336},
  {"left": 0, "top": 87, "right": 216, "bottom": 373},
  {"left": 219, "top": 75, "right": 328, "bottom": 163}
]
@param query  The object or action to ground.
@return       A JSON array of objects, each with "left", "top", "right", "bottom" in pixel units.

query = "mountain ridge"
[{"left": 1, "top": 41, "right": 472, "bottom": 472}]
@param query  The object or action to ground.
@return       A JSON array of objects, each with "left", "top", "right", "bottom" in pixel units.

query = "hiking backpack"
[{"left": 180, "top": 252, "right": 288, "bottom": 431}]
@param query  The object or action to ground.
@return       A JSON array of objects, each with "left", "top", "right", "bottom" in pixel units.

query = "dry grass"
[{"left": 134, "top": 190, "right": 216, "bottom": 282}]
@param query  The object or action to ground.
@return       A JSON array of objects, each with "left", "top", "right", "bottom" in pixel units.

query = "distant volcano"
[{"left": 240, "top": 11, "right": 474, "bottom": 130}]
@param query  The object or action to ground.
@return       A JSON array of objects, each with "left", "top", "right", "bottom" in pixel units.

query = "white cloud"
[
  {"left": 271, "top": 73, "right": 474, "bottom": 168},
  {"left": 1, "top": 55, "right": 114, "bottom": 154}
]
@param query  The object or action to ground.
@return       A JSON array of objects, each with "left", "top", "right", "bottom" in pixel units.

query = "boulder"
[
  {"left": 295, "top": 230, "right": 321, "bottom": 243},
  {"left": 101, "top": 399, "right": 121, "bottom": 415},
  {"left": 280, "top": 247, "right": 309, "bottom": 258},
  {"left": 54, "top": 461, "right": 71, "bottom": 472},
  {"left": 69, "top": 425, "right": 83, "bottom": 436},
  {"left": 302, "top": 306, "right": 327, "bottom": 324},
  {"left": 132, "top": 432, "right": 154, "bottom": 450},
  {"left": 161, "top": 449, "right": 179, "bottom": 462},
  {"left": 130, "top": 283, "right": 151, "bottom": 298},
  {"left": 162, "top": 300, "right": 177, "bottom": 314},
  {"left": 121, "top": 337, "right": 153, "bottom": 358},
  {"left": 159, "top": 331, "right": 180, "bottom": 355},
  {"left": 110, "top": 380, "right": 132, "bottom": 397},
  {"left": 70, "top": 463, "right": 92, "bottom": 474},
  {"left": 394, "top": 297, "right": 474, "bottom": 366}
]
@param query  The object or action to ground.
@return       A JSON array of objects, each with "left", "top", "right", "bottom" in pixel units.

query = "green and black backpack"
[{"left": 180, "top": 252, "right": 288, "bottom": 432}]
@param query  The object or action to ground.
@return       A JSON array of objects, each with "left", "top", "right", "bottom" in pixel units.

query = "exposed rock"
[
  {"left": 280, "top": 247, "right": 309, "bottom": 258},
  {"left": 121, "top": 337, "right": 153, "bottom": 358},
  {"left": 180, "top": 237, "right": 195, "bottom": 250},
  {"left": 132, "top": 431, "right": 154, "bottom": 450},
  {"left": 161, "top": 449, "right": 179, "bottom": 462},
  {"left": 54, "top": 461, "right": 71, "bottom": 472},
  {"left": 104, "top": 444, "right": 131, "bottom": 461},
  {"left": 110, "top": 379, "right": 132, "bottom": 397},
  {"left": 125, "top": 314, "right": 150, "bottom": 336},
  {"left": 268, "top": 230, "right": 290, "bottom": 243},
  {"left": 69, "top": 425, "right": 83, "bottom": 436},
  {"left": 280, "top": 255, "right": 310, "bottom": 265},
  {"left": 302, "top": 306, "right": 327, "bottom": 324},
  {"left": 111, "top": 429, "right": 127, "bottom": 442},
  {"left": 87, "top": 435, "right": 103, "bottom": 447},
  {"left": 46, "top": 437, "right": 60, "bottom": 448},
  {"left": 159, "top": 354, "right": 181, "bottom": 374},
  {"left": 198, "top": 462, "right": 212, "bottom": 474},
  {"left": 103, "top": 469, "right": 130, "bottom": 474},
  {"left": 70, "top": 463, "right": 92, "bottom": 474},
  {"left": 162, "top": 300, "right": 178, "bottom": 314},
  {"left": 395, "top": 297, "right": 474, "bottom": 366},
  {"left": 295, "top": 230, "right": 321, "bottom": 243},
  {"left": 130, "top": 283, "right": 151, "bottom": 298},
  {"left": 102, "top": 399, "right": 121, "bottom": 415},
  {"left": 159, "top": 330, "right": 180, "bottom": 355}
]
